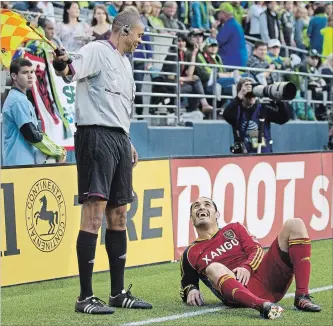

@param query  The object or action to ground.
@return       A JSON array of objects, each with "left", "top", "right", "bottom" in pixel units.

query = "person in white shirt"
[
  {"left": 247, "top": 1, "right": 266, "bottom": 39},
  {"left": 37, "top": 1, "right": 55, "bottom": 23}
]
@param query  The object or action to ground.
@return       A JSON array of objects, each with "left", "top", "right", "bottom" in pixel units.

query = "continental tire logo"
[{"left": 25, "top": 179, "right": 66, "bottom": 252}]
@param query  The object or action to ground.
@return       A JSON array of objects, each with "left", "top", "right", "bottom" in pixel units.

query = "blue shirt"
[
  {"left": 217, "top": 17, "right": 248, "bottom": 67},
  {"left": 2, "top": 88, "right": 38, "bottom": 166},
  {"left": 307, "top": 14, "right": 328, "bottom": 53}
]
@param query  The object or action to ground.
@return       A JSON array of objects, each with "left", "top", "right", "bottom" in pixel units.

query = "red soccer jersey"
[
  {"left": 180, "top": 223, "right": 264, "bottom": 302},
  {"left": 188, "top": 223, "right": 264, "bottom": 273}
]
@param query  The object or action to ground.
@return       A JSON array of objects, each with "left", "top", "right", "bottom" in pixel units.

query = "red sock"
[
  {"left": 218, "top": 274, "right": 266, "bottom": 311},
  {"left": 288, "top": 238, "right": 311, "bottom": 296}
]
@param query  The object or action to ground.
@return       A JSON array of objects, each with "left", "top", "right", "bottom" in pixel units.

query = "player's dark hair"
[
  {"left": 63, "top": 2, "right": 81, "bottom": 24},
  {"left": 111, "top": 10, "right": 142, "bottom": 33},
  {"left": 190, "top": 198, "right": 218, "bottom": 215},
  {"left": 254, "top": 41, "right": 267, "bottom": 49},
  {"left": 91, "top": 5, "right": 111, "bottom": 26},
  {"left": 10, "top": 58, "right": 33, "bottom": 75}
]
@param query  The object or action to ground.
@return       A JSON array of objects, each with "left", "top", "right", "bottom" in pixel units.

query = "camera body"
[{"left": 230, "top": 142, "right": 248, "bottom": 154}]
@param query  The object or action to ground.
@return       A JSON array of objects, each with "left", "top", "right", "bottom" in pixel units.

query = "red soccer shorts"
[{"left": 247, "top": 237, "right": 294, "bottom": 303}]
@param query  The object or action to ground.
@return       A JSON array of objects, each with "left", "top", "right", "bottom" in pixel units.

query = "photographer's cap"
[{"left": 268, "top": 39, "right": 281, "bottom": 48}]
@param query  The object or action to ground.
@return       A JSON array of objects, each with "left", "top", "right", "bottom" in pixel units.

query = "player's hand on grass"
[
  {"left": 232, "top": 267, "right": 251, "bottom": 286},
  {"left": 187, "top": 289, "right": 205, "bottom": 306},
  {"left": 131, "top": 143, "right": 138, "bottom": 168}
]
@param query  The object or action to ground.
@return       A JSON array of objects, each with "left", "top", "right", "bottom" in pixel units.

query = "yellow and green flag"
[{"left": 0, "top": 9, "right": 42, "bottom": 67}]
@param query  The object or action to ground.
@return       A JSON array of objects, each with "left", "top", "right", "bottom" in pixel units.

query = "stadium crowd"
[{"left": 1, "top": 1, "right": 333, "bottom": 165}]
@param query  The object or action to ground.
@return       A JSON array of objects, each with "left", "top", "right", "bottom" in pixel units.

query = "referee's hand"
[{"left": 131, "top": 143, "right": 138, "bottom": 168}]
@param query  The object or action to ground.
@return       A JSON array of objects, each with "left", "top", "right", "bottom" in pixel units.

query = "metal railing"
[
  {"left": 2, "top": 11, "right": 332, "bottom": 125},
  {"left": 133, "top": 53, "right": 333, "bottom": 123}
]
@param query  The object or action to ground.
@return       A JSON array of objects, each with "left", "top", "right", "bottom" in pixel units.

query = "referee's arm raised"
[{"left": 52, "top": 42, "right": 102, "bottom": 82}]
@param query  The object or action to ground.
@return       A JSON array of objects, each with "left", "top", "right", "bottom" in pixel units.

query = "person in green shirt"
[{"left": 232, "top": 1, "right": 245, "bottom": 26}]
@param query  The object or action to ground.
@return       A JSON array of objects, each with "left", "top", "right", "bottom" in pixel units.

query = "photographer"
[{"left": 223, "top": 78, "right": 291, "bottom": 154}]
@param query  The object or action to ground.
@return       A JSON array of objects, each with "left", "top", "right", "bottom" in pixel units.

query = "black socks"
[
  {"left": 76, "top": 230, "right": 98, "bottom": 300},
  {"left": 105, "top": 229, "right": 127, "bottom": 297}
]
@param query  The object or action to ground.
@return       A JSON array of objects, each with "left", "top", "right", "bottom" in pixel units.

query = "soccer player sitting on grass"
[{"left": 180, "top": 197, "right": 321, "bottom": 320}]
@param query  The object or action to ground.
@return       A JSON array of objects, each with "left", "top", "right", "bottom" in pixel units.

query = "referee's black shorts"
[{"left": 74, "top": 125, "right": 134, "bottom": 206}]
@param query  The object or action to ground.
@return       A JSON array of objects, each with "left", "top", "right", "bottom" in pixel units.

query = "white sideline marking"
[{"left": 122, "top": 285, "right": 333, "bottom": 326}]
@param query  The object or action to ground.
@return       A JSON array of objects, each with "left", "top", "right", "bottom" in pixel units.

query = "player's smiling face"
[{"left": 190, "top": 197, "right": 217, "bottom": 228}]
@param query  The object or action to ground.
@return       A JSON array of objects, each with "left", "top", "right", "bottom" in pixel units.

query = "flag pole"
[{"left": 26, "top": 22, "right": 57, "bottom": 50}]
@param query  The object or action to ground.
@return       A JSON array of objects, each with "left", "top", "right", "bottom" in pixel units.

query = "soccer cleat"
[
  {"left": 109, "top": 284, "right": 152, "bottom": 309},
  {"left": 260, "top": 302, "right": 284, "bottom": 319},
  {"left": 294, "top": 294, "right": 321, "bottom": 312},
  {"left": 75, "top": 296, "right": 115, "bottom": 314}
]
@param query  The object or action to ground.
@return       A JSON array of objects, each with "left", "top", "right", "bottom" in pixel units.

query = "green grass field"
[{"left": 1, "top": 239, "right": 332, "bottom": 326}]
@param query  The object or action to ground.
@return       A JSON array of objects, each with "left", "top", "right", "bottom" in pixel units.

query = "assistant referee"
[{"left": 53, "top": 11, "right": 152, "bottom": 314}]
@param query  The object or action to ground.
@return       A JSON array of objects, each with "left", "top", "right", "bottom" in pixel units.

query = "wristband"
[{"left": 53, "top": 60, "right": 68, "bottom": 72}]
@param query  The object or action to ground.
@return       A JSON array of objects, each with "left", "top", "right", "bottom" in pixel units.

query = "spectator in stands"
[
  {"left": 2, "top": 58, "right": 66, "bottom": 166},
  {"left": 280, "top": 1, "right": 296, "bottom": 47},
  {"left": 215, "top": 2, "right": 248, "bottom": 67},
  {"left": 107, "top": 1, "right": 123, "bottom": 18},
  {"left": 159, "top": 1, "right": 186, "bottom": 31},
  {"left": 307, "top": 6, "right": 328, "bottom": 54},
  {"left": 201, "top": 37, "right": 243, "bottom": 94},
  {"left": 266, "top": 39, "right": 301, "bottom": 83},
  {"left": 162, "top": 34, "right": 213, "bottom": 113},
  {"left": 191, "top": 1, "right": 211, "bottom": 30},
  {"left": 188, "top": 28, "right": 205, "bottom": 51},
  {"left": 91, "top": 5, "right": 112, "bottom": 41},
  {"left": 148, "top": 1, "right": 164, "bottom": 30},
  {"left": 56, "top": 2, "right": 92, "bottom": 52},
  {"left": 247, "top": 1, "right": 266, "bottom": 39},
  {"left": 37, "top": 1, "right": 55, "bottom": 23},
  {"left": 295, "top": 6, "right": 310, "bottom": 51},
  {"left": 40, "top": 18, "right": 63, "bottom": 48},
  {"left": 247, "top": 41, "right": 275, "bottom": 85},
  {"left": 141, "top": 1, "right": 152, "bottom": 27},
  {"left": 259, "top": 1, "right": 281, "bottom": 43},
  {"left": 325, "top": 3, "right": 333, "bottom": 17},
  {"left": 321, "top": 15, "right": 333, "bottom": 57},
  {"left": 232, "top": 2, "right": 245, "bottom": 26},
  {"left": 299, "top": 49, "right": 328, "bottom": 120},
  {"left": 12, "top": 1, "right": 42, "bottom": 13},
  {"left": 25, "top": 18, "right": 63, "bottom": 58},
  {"left": 185, "top": 29, "right": 210, "bottom": 86},
  {"left": 266, "top": 39, "right": 292, "bottom": 70}
]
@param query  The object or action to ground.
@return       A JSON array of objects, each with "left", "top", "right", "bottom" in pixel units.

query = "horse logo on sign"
[
  {"left": 34, "top": 195, "right": 59, "bottom": 235},
  {"left": 25, "top": 179, "right": 66, "bottom": 252}
]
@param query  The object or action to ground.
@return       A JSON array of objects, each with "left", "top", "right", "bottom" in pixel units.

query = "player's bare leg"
[
  {"left": 75, "top": 197, "right": 114, "bottom": 314},
  {"left": 278, "top": 218, "right": 321, "bottom": 312},
  {"left": 206, "top": 263, "right": 284, "bottom": 319},
  {"left": 105, "top": 205, "right": 152, "bottom": 309}
]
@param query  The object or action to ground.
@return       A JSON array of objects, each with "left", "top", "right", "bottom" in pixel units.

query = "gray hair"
[
  {"left": 163, "top": 1, "right": 177, "bottom": 8},
  {"left": 112, "top": 10, "right": 142, "bottom": 33}
]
